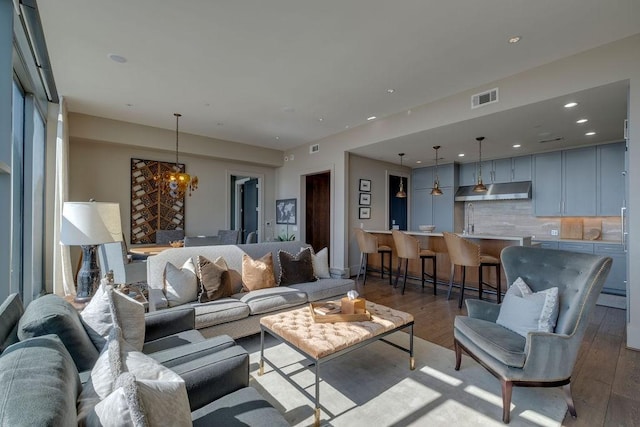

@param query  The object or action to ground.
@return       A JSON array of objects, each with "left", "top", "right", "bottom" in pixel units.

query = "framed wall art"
[
  {"left": 359, "top": 179, "right": 371, "bottom": 192},
  {"left": 359, "top": 193, "right": 371, "bottom": 206},
  {"left": 276, "top": 198, "right": 297, "bottom": 224},
  {"left": 358, "top": 207, "right": 371, "bottom": 219}
]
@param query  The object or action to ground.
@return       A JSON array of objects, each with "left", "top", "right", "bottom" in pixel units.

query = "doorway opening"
[
  {"left": 230, "top": 174, "right": 261, "bottom": 243},
  {"left": 305, "top": 172, "right": 331, "bottom": 256},
  {"left": 388, "top": 174, "right": 408, "bottom": 230}
]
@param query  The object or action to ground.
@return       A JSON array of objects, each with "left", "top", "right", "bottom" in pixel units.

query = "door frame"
[
  {"left": 298, "top": 164, "right": 335, "bottom": 255},
  {"left": 227, "top": 170, "right": 264, "bottom": 243}
]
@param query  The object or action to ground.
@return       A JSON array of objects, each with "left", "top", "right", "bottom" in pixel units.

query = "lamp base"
[{"left": 76, "top": 245, "right": 101, "bottom": 303}]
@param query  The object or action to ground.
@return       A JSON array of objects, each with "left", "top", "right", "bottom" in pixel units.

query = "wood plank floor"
[{"left": 356, "top": 274, "right": 640, "bottom": 426}]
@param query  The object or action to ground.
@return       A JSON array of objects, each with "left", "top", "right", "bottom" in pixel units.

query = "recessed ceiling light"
[
  {"left": 508, "top": 36, "right": 521, "bottom": 44},
  {"left": 318, "top": 117, "right": 324, "bottom": 122},
  {"left": 576, "top": 118, "right": 588, "bottom": 124},
  {"left": 275, "top": 136, "right": 280, "bottom": 140},
  {"left": 512, "top": 144, "right": 521, "bottom": 148},
  {"left": 416, "top": 160, "right": 422, "bottom": 164},
  {"left": 367, "top": 116, "right": 377, "bottom": 121},
  {"left": 387, "top": 89, "right": 395, "bottom": 94},
  {"left": 108, "top": 54, "right": 127, "bottom": 63},
  {"left": 458, "top": 153, "right": 465, "bottom": 157},
  {"left": 564, "top": 102, "right": 578, "bottom": 108},
  {"left": 216, "top": 122, "right": 223, "bottom": 126},
  {"left": 585, "top": 131, "right": 596, "bottom": 136},
  {"left": 125, "top": 103, "right": 133, "bottom": 107}
]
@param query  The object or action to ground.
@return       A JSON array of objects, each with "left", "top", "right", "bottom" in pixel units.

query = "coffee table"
[{"left": 259, "top": 301, "right": 415, "bottom": 426}]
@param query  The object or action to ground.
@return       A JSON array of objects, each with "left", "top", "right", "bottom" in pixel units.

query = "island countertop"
[{"left": 366, "top": 230, "right": 533, "bottom": 246}]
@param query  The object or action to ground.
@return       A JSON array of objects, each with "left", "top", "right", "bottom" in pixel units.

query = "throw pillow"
[
  {"left": 78, "top": 329, "right": 191, "bottom": 427},
  {"left": 196, "top": 255, "right": 230, "bottom": 302},
  {"left": 305, "top": 246, "right": 331, "bottom": 279},
  {"left": 496, "top": 277, "right": 560, "bottom": 337},
  {"left": 278, "top": 248, "right": 317, "bottom": 286},
  {"left": 163, "top": 258, "right": 198, "bottom": 307},
  {"left": 80, "top": 282, "right": 145, "bottom": 352},
  {"left": 242, "top": 253, "right": 276, "bottom": 291}
]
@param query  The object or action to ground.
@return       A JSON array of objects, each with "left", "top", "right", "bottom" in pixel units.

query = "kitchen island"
[{"left": 364, "top": 230, "right": 534, "bottom": 297}]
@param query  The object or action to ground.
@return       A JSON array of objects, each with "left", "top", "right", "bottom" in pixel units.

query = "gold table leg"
[{"left": 410, "top": 356, "right": 415, "bottom": 370}]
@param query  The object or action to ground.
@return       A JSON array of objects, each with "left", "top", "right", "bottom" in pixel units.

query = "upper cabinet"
[
  {"left": 459, "top": 155, "right": 532, "bottom": 186},
  {"left": 412, "top": 163, "right": 457, "bottom": 190},
  {"left": 411, "top": 163, "right": 458, "bottom": 232},
  {"left": 597, "top": 142, "right": 626, "bottom": 216},
  {"left": 533, "top": 142, "right": 624, "bottom": 217}
]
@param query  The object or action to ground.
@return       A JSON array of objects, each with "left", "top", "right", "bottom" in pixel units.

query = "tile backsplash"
[{"left": 461, "top": 200, "right": 622, "bottom": 241}]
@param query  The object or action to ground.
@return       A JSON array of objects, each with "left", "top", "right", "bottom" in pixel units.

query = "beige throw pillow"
[
  {"left": 196, "top": 256, "right": 230, "bottom": 302},
  {"left": 242, "top": 253, "right": 276, "bottom": 291},
  {"left": 163, "top": 259, "right": 198, "bottom": 307},
  {"left": 307, "top": 246, "right": 331, "bottom": 279}
]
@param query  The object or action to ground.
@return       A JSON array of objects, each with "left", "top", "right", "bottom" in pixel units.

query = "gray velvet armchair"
[{"left": 453, "top": 246, "right": 612, "bottom": 423}]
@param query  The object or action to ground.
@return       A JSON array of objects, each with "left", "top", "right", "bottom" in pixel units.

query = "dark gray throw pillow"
[
  {"left": 18, "top": 294, "right": 99, "bottom": 371},
  {"left": 277, "top": 248, "right": 317, "bottom": 286}
]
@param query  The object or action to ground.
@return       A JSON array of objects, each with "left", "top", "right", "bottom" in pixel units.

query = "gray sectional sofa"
[
  {"left": 0, "top": 293, "right": 288, "bottom": 426},
  {"left": 147, "top": 240, "right": 355, "bottom": 338}
]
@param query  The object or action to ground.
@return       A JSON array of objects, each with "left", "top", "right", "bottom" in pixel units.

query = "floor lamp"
[{"left": 61, "top": 201, "right": 122, "bottom": 302}]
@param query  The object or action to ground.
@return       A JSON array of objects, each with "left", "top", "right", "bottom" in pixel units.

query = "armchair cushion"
[
  {"left": 496, "top": 277, "right": 559, "bottom": 337},
  {"left": 454, "top": 316, "right": 526, "bottom": 368}
]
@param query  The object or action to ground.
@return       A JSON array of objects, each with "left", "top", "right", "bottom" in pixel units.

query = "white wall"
[{"left": 276, "top": 34, "right": 640, "bottom": 348}]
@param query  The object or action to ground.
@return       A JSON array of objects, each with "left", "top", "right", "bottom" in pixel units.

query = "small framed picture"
[
  {"left": 359, "top": 179, "right": 371, "bottom": 192},
  {"left": 359, "top": 193, "right": 371, "bottom": 206},
  {"left": 359, "top": 207, "right": 371, "bottom": 219}
]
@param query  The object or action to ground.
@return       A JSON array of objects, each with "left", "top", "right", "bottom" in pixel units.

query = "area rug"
[{"left": 239, "top": 333, "right": 567, "bottom": 427}]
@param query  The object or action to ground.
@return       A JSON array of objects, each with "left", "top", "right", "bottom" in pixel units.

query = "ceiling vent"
[
  {"left": 310, "top": 143, "right": 320, "bottom": 154},
  {"left": 471, "top": 88, "right": 498, "bottom": 109},
  {"left": 538, "top": 136, "right": 564, "bottom": 144}
]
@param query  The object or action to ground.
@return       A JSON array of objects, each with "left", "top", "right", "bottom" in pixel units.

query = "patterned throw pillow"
[
  {"left": 196, "top": 255, "right": 230, "bottom": 302},
  {"left": 496, "top": 277, "right": 559, "bottom": 337},
  {"left": 242, "top": 253, "right": 276, "bottom": 291},
  {"left": 278, "top": 248, "right": 317, "bottom": 286},
  {"left": 163, "top": 259, "right": 198, "bottom": 307}
]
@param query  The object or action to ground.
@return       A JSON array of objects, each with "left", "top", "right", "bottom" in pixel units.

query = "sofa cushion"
[
  {"left": 196, "top": 255, "right": 230, "bottom": 303},
  {"left": 308, "top": 246, "right": 331, "bottom": 279},
  {"left": 288, "top": 278, "right": 356, "bottom": 302},
  {"left": 0, "top": 335, "right": 81, "bottom": 427},
  {"left": 0, "top": 293, "right": 23, "bottom": 352},
  {"left": 242, "top": 253, "right": 276, "bottom": 291},
  {"left": 164, "top": 258, "right": 199, "bottom": 307},
  {"left": 148, "top": 334, "right": 236, "bottom": 368},
  {"left": 496, "top": 277, "right": 560, "bottom": 337},
  {"left": 192, "top": 298, "right": 251, "bottom": 329},
  {"left": 80, "top": 283, "right": 146, "bottom": 352},
  {"left": 235, "top": 287, "right": 308, "bottom": 315},
  {"left": 278, "top": 248, "right": 317, "bottom": 286},
  {"left": 143, "top": 329, "right": 206, "bottom": 354},
  {"left": 192, "top": 386, "right": 289, "bottom": 427},
  {"left": 454, "top": 315, "right": 526, "bottom": 368},
  {"left": 18, "top": 294, "right": 99, "bottom": 371}
]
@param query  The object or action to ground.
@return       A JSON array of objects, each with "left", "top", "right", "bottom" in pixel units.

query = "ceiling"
[{"left": 37, "top": 1, "right": 639, "bottom": 161}]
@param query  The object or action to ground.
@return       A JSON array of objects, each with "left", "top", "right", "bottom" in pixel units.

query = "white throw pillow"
[
  {"left": 496, "top": 277, "right": 559, "bottom": 337},
  {"left": 78, "top": 329, "right": 191, "bottom": 427},
  {"left": 81, "top": 282, "right": 145, "bottom": 351},
  {"left": 163, "top": 259, "right": 198, "bottom": 307},
  {"left": 305, "top": 246, "right": 331, "bottom": 279}
]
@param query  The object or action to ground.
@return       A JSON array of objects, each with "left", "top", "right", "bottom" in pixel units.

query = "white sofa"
[{"left": 146, "top": 241, "right": 355, "bottom": 338}]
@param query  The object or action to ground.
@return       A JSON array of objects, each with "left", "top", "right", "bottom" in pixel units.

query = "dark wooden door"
[
  {"left": 242, "top": 178, "right": 258, "bottom": 242},
  {"left": 389, "top": 175, "right": 408, "bottom": 230},
  {"left": 305, "top": 172, "right": 330, "bottom": 255}
]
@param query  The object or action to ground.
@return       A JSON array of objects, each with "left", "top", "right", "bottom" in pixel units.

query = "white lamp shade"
[{"left": 61, "top": 202, "right": 123, "bottom": 246}]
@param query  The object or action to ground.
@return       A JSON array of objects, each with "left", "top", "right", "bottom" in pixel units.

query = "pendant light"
[
  {"left": 154, "top": 113, "right": 199, "bottom": 198},
  {"left": 430, "top": 145, "right": 443, "bottom": 196},
  {"left": 472, "top": 136, "right": 488, "bottom": 193},
  {"left": 396, "top": 153, "right": 407, "bottom": 198}
]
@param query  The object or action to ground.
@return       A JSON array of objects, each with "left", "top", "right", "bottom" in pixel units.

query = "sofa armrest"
[
  {"left": 465, "top": 299, "right": 500, "bottom": 322},
  {"left": 144, "top": 306, "right": 196, "bottom": 342},
  {"left": 170, "top": 345, "right": 250, "bottom": 411},
  {"left": 147, "top": 288, "right": 168, "bottom": 312}
]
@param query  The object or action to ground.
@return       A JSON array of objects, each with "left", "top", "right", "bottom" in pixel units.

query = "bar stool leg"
[
  {"left": 356, "top": 253, "right": 364, "bottom": 283},
  {"left": 496, "top": 264, "right": 502, "bottom": 304},
  {"left": 401, "top": 259, "right": 409, "bottom": 295},
  {"left": 388, "top": 256, "right": 393, "bottom": 287},
  {"left": 380, "top": 251, "right": 385, "bottom": 279},
  {"left": 421, "top": 257, "right": 425, "bottom": 290},
  {"left": 446, "top": 264, "right": 456, "bottom": 300},
  {"left": 458, "top": 266, "right": 466, "bottom": 309},
  {"left": 478, "top": 265, "right": 483, "bottom": 301},
  {"left": 433, "top": 257, "right": 437, "bottom": 295},
  {"left": 394, "top": 258, "right": 403, "bottom": 288},
  {"left": 363, "top": 253, "right": 368, "bottom": 286}
]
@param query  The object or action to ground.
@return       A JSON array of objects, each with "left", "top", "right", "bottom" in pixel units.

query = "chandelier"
[
  {"left": 430, "top": 145, "right": 443, "bottom": 196},
  {"left": 155, "top": 113, "right": 198, "bottom": 198}
]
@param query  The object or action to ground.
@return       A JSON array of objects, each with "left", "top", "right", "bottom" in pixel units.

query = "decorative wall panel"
[{"left": 130, "top": 158, "right": 185, "bottom": 244}]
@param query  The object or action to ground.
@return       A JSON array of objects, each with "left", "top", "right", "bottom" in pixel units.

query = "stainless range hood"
[{"left": 454, "top": 181, "right": 532, "bottom": 202}]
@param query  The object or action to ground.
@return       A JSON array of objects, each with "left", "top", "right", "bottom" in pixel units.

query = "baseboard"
[{"left": 596, "top": 293, "right": 626, "bottom": 309}]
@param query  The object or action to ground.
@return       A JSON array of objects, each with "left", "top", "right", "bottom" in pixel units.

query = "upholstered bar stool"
[
  {"left": 391, "top": 230, "right": 437, "bottom": 295},
  {"left": 354, "top": 229, "right": 393, "bottom": 286},
  {"left": 442, "top": 232, "right": 501, "bottom": 309}
]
